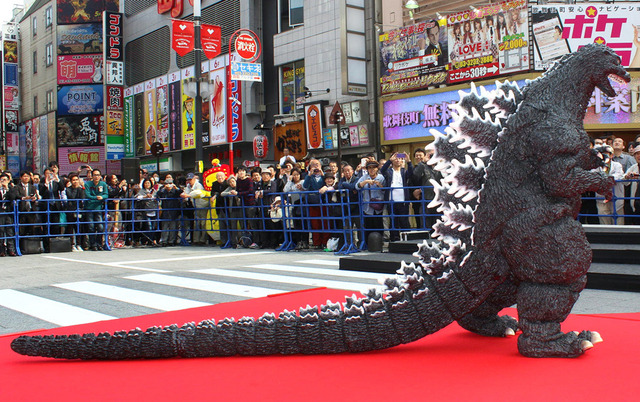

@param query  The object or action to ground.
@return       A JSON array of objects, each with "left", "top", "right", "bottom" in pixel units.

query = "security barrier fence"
[{"left": 0, "top": 180, "right": 638, "bottom": 256}]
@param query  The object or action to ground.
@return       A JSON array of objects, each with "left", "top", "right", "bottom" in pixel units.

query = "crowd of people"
[{"left": 0, "top": 137, "right": 638, "bottom": 256}]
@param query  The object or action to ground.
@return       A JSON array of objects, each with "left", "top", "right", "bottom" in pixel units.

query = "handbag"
[{"left": 369, "top": 198, "right": 384, "bottom": 211}]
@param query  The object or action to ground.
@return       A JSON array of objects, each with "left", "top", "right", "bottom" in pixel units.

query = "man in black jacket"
[
  {"left": 9, "top": 170, "right": 39, "bottom": 237},
  {"left": 157, "top": 174, "right": 183, "bottom": 246},
  {"left": 380, "top": 153, "right": 413, "bottom": 242},
  {"left": 410, "top": 148, "right": 441, "bottom": 230}
]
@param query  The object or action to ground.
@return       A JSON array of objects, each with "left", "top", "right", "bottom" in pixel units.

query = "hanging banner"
[
  {"left": 57, "top": 54, "right": 103, "bottom": 85},
  {"left": 181, "top": 66, "right": 196, "bottom": 149},
  {"left": 304, "top": 103, "right": 323, "bottom": 149},
  {"left": 209, "top": 55, "right": 227, "bottom": 145},
  {"left": 134, "top": 90, "right": 145, "bottom": 156},
  {"left": 447, "top": 0, "right": 529, "bottom": 83},
  {"left": 124, "top": 87, "right": 135, "bottom": 157},
  {"left": 227, "top": 57, "right": 243, "bottom": 143},
  {"left": 168, "top": 71, "right": 182, "bottom": 151},
  {"left": 57, "top": 115, "right": 104, "bottom": 146},
  {"left": 172, "top": 20, "right": 195, "bottom": 57},
  {"left": 143, "top": 79, "right": 157, "bottom": 155},
  {"left": 532, "top": 3, "right": 640, "bottom": 70},
  {"left": 156, "top": 75, "right": 170, "bottom": 152},
  {"left": 201, "top": 24, "right": 222, "bottom": 59},
  {"left": 5, "top": 110, "right": 18, "bottom": 132}
]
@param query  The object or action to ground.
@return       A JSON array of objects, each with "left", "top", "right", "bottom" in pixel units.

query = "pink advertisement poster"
[
  {"left": 58, "top": 146, "right": 106, "bottom": 176},
  {"left": 57, "top": 54, "right": 103, "bottom": 85}
]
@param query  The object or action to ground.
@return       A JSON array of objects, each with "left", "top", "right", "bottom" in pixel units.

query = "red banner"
[
  {"left": 201, "top": 24, "right": 222, "bottom": 59},
  {"left": 172, "top": 20, "right": 194, "bottom": 57}
]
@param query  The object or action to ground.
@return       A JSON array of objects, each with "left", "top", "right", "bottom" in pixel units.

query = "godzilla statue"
[{"left": 11, "top": 44, "right": 629, "bottom": 359}]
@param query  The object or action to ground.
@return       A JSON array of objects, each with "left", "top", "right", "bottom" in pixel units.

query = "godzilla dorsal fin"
[{"left": 428, "top": 79, "right": 522, "bottom": 257}]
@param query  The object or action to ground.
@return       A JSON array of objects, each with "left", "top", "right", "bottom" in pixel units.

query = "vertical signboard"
[
  {"left": 123, "top": 86, "right": 135, "bottom": 157},
  {"left": 167, "top": 71, "right": 182, "bottom": 151},
  {"left": 143, "top": 79, "right": 157, "bottom": 155},
  {"left": 209, "top": 55, "right": 227, "bottom": 145},
  {"left": 181, "top": 66, "right": 196, "bottom": 149},
  {"left": 227, "top": 55, "right": 242, "bottom": 143},
  {"left": 133, "top": 83, "right": 145, "bottom": 156},
  {"left": 104, "top": 11, "right": 124, "bottom": 160},
  {"left": 155, "top": 75, "right": 170, "bottom": 152}
]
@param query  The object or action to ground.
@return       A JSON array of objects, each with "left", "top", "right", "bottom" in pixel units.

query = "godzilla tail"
[{"left": 12, "top": 260, "right": 495, "bottom": 359}]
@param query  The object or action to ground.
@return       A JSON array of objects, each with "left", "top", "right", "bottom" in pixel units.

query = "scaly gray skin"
[{"left": 11, "top": 44, "right": 628, "bottom": 359}]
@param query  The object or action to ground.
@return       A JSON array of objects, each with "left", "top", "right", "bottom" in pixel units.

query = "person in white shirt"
[
  {"left": 595, "top": 146, "right": 625, "bottom": 224},
  {"left": 279, "top": 148, "right": 296, "bottom": 167}
]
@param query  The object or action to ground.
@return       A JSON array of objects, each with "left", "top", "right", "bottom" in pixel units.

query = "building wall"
[{"left": 19, "top": 1, "right": 57, "bottom": 121}]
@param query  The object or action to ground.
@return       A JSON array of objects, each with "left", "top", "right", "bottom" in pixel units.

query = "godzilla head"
[{"left": 580, "top": 44, "right": 631, "bottom": 97}]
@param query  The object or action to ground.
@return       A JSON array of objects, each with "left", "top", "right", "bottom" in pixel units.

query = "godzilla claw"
[{"left": 518, "top": 330, "right": 601, "bottom": 358}]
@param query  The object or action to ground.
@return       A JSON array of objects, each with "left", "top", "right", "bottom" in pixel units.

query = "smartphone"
[
  {"left": 396, "top": 152, "right": 407, "bottom": 159},
  {"left": 361, "top": 158, "right": 367, "bottom": 167}
]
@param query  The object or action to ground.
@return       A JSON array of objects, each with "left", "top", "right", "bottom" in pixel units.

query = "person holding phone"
[
  {"left": 623, "top": 146, "right": 640, "bottom": 224},
  {"left": 380, "top": 152, "right": 413, "bottom": 242}
]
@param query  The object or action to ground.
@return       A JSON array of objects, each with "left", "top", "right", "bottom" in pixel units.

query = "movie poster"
[
  {"left": 4, "top": 63, "right": 18, "bottom": 86},
  {"left": 3, "top": 41, "right": 17, "bottom": 63},
  {"left": 181, "top": 67, "right": 196, "bottom": 150},
  {"left": 57, "top": 23, "right": 103, "bottom": 55},
  {"left": 168, "top": 72, "right": 182, "bottom": 151},
  {"left": 143, "top": 79, "right": 157, "bottom": 155},
  {"left": 155, "top": 75, "right": 170, "bottom": 152},
  {"left": 209, "top": 55, "right": 227, "bottom": 145},
  {"left": 57, "top": 0, "right": 104, "bottom": 25},
  {"left": 57, "top": 115, "right": 104, "bottom": 146},
  {"left": 5, "top": 110, "right": 18, "bottom": 132}
]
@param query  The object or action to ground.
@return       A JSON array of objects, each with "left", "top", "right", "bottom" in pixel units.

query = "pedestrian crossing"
[{"left": 0, "top": 258, "right": 390, "bottom": 335}]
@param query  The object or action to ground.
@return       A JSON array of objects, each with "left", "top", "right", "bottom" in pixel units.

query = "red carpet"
[{"left": 2, "top": 288, "right": 639, "bottom": 402}]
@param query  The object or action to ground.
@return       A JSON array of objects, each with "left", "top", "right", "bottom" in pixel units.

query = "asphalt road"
[{"left": 1, "top": 246, "right": 639, "bottom": 335}]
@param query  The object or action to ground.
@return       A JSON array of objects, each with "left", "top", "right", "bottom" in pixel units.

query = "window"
[
  {"left": 289, "top": 0, "right": 304, "bottom": 27},
  {"left": 279, "top": 0, "right": 303, "bottom": 32},
  {"left": 280, "top": 60, "right": 305, "bottom": 115},
  {"left": 45, "top": 7, "right": 52, "bottom": 28},
  {"left": 32, "top": 16, "right": 37, "bottom": 36},
  {"left": 33, "top": 51, "right": 38, "bottom": 73},
  {"left": 46, "top": 90, "right": 54, "bottom": 112},
  {"left": 34, "top": 96, "right": 38, "bottom": 116},
  {"left": 45, "top": 43, "right": 53, "bottom": 66}
]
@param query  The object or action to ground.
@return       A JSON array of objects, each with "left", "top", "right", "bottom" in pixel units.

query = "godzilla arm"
[{"left": 538, "top": 155, "right": 614, "bottom": 198}]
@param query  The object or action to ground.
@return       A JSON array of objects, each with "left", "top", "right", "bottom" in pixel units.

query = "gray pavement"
[{"left": 0, "top": 246, "right": 638, "bottom": 335}]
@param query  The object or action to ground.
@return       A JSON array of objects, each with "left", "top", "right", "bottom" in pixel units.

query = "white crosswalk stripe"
[
  {"left": 0, "top": 289, "right": 115, "bottom": 326},
  {"left": 193, "top": 267, "right": 380, "bottom": 294},
  {"left": 248, "top": 263, "right": 388, "bottom": 281},
  {"left": 124, "top": 273, "right": 286, "bottom": 298},
  {"left": 53, "top": 281, "right": 210, "bottom": 311}
]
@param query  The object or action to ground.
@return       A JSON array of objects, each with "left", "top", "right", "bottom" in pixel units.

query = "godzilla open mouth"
[{"left": 598, "top": 64, "right": 630, "bottom": 97}]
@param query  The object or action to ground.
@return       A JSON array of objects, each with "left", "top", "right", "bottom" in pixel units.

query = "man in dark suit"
[
  {"left": 9, "top": 170, "right": 39, "bottom": 236},
  {"left": 0, "top": 173, "right": 17, "bottom": 256},
  {"left": 426, "top": 22, "right": 448, "bottom": 67},
  {"left": 34, "top": 168, "right": 62, "bottom": 251}
]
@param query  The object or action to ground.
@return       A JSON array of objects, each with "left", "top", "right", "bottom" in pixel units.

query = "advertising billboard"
[
  {"left": 447, "top": 0, "right": 529, "bottom": 83},
  {"left": 57, "top": 23, "right": 103, "bottom": 55},
  {"left": 57, "top": 114, "right": 104, "bottom": 146},
  {"left": 57, "top": 84, "right": 104, "bottom": 115},
  {"left": 58, "top": 146, "right": 106, "bottom": 175},
  {"left": 57, "top": 54, "right": 103, "bottom": 85},
  {"left": 532, "top": 3, "right": 640, "bottom": 70},
  {"left": 57, "top": 0, "right": 105, "bottom": 24},
  {"left": 379, "top": 20, "right": 448, "bottom": 94},
  {"left": 209, "top": 55, "right": 227, "bottom": 145}
]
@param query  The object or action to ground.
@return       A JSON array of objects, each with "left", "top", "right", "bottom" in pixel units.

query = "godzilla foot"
[
  {"left": 518, "top": 330, "right": 602, "bottom": 358},
  {"left": 458, "top": 313, "right": 519, "bottom": 337}
]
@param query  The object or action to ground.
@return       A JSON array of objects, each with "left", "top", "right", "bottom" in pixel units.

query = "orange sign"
[{"left": 305, "top": 104, "right": 323, "bottom": 149}]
